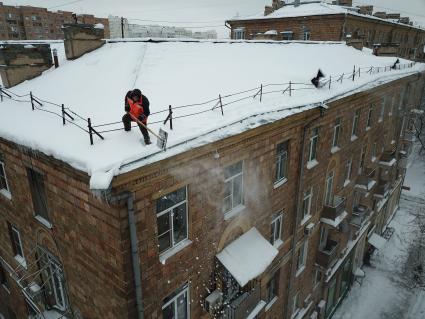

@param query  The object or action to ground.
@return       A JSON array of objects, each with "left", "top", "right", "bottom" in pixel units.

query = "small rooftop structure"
[{"left": 0, "top": 39, "right": 423, "bottom": 189}]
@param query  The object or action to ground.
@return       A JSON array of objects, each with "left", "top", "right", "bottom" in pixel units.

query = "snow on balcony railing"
[{"left": 0, "top": 61, "right": 417, "bottom": 149}]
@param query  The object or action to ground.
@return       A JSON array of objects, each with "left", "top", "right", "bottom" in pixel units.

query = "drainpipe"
[
  {"left": 110, "top": 192, "right": 144, "bottom": 319},
  {"left": 284, "top": 107, "right": 325, "bottom": 319}
]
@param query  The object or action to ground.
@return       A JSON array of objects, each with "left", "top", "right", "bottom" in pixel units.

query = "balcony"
[
  {"left": 350, "top": 205, "right": 370, "bottom": 228},
  {"left": 378, "top": 151, "right": 396, "bottom": 167},
  {"left": 316, "top": 239, "right": 339, "bottom": 269},
  {"left": 355, "top": 168, "right": 377, "bottom": 192},
  {"left": 223, "top": 284, "right": 261, "bottom": 319},
  {"left": 374, "top": 181, "right": 390, "bottom": 197},
  {"left": 398, "top": 157, "right": 408, "bottom": 169},
  {"left": 322, "top": 196, "right": 346, "bottom": 220}
]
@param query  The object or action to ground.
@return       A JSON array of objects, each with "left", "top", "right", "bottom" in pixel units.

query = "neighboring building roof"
[
  {"left": 227, "top": 2, "right": 425, "bottom": 32},
  {"left": 216, "top": 227, "right": 278, "bottom": 287},
  {"left": 0, "top": 39, "right": 423, "bottom": 189}
]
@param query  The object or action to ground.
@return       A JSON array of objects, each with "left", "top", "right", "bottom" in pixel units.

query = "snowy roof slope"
[
  {"left": 0, "top": 40, "right": 423, "bottom": 189},
  {"left": 228, "top": 2, "right": 425, "bottom": 31},
  {"left": 216, "top": 227, "right": 278, "bottom": 286}
]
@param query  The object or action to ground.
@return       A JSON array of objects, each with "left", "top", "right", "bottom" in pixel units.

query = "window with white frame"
[
  {"left": 359, "top": 146, "right": 367, "bottom": 174},
  {"left": 266, "top": 271, "right": 279, "bottom": 304},
  {"left": 366, "top": 105, "right": 373, "bottom": 128},
  {"left": 344, "top": 158, "right": 352, "bottom": 183},
  {"left": 302, "top": 188, "right": 313, "bottom": 222},
  {"left": 324, "top": 171, "right": 334, "bottom": 206},
  {"left": 372, "top": 143, "right": 377, "bottom": 160},
  {"left": 379, "top": 97, "right": 385, "bottom": 121},
  {"left": 313, "top": 268, "right": 322, "bottom": 287},
  {"left": 157, "top": 187, "right": 188, "bottom": 254},
  {"left": 296, "top": 240, "right": 308, "bottom": 273},
  {"left": 319, "top": 227, "right": 328, "bottom": 250},
  {"left": 233, "top": 28, "right": 245, "bottom": 40},
  {"left": 8, "top": 223, "right": 25, "bottom": 261},
  {"left": 292, "top": 292, "right": 300, "bottom": 317},
  {"left": 351, "top": 109, "right": 360, "bottom": 137},
  {"left": 332, "top": 117, "right": 342, "bottom": 149},
  {"left": 162, "top": 284, "right": 190, "bottom": 319},
  {"left": 0, "top": 263, "right": 9, "bottom": 290},
  {"left": 270, "top": 213, "right": 283, "bottom": 246},
  {"left": 303, "top": 31, "right": 311, "bottom": 40},
  {"left": 27, "top": 169, "right": 50, "bottom": 225},
  {"left": 308, "top": 127, "right": 319, "bottom": 162},
  {"left": 223, "top": 161, "right": 244, "bottom": 214},
  {"left": 0, "top": 159, "right": 10, "bottom": 198},
  {"left": 275, "top": 141, "right": 289, "bottom": 183}
]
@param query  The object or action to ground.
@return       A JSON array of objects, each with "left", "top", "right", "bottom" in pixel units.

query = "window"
[
  {"left": 270, "top": 214, "right": 283, "bottom": 246},
  {"left": 292, "top": 292, "right": 300, "bottom": 317},
  {"left": 0, "top": 159, "right": 11, "bottom": 198},
  {"left": 302, "top": 188, "right": 312, "bottom": 222},
  {"left": 319, "top": 227, "right": 328, "bottom": 250},
  {"left": 38, "top": 248, "right": 67, "bottom": 311},
  {"left": 366, "top": 105, "right": 373, "bottom": 129},
  {"left": 233, "top": 28, "right": 245, "bottom": 40},
  {"left": 332, "top": 117, "right": 342, "bottom": 150},
  {"left": 281, "top": 31, "right": 293, "bottom": 40},
  {"left": 399, "top": 89, "right": 405, "bottom": 110},
  {"left": 162, "top": 284, "right": 190, "bottom": 319},
  {"left": 324, "top": 171, "right": 334, "bottom": 206},
  {"left": 303, "top": 31, "right": 311, "bottom": 40},
  {"left": 313, "top": 268, "right": 322, "bottom": 287},
  {"left": 308, "top": 127, "right": 319, "bottom": 163},
  {"left": 8, "top": 223, "right": 25, "bottom": 262},
  {"left": 359, "top": 146, "right": 367, "bottom": 174},
  {"left": 0, "top": 263, "right": 9, "bottom": 290},
  {"left": 157, "top": 187, "right": 188, "bottom": 254},
  {"left": 27, "top": 168, "right": 50, "bottom": 223},
  {"left": 344, "top": 158, "right": 352, "bottom": 183},
  {"left": 266, "top": 271, "right": 279, "bottom": 305},
  {"left": 389, "top": 96, "right": 394, "bottom": 116},
  {"left": 372, "top": 143, "right": 377, "bottom": 160},
  {"left": 223, "top": 161, "right": 244, "bottom": 214},
  {"left": 379, "top": 97, "right": 385, "bottom": 122},
  {"left": 351, "top": 109, "right": 360, "bottom": 138},
  {"left": 275, "top": 141, "right": 289, "bottom": 183},
  {"left": 296, "top": 241, "right": 308, "bottom": 274}
]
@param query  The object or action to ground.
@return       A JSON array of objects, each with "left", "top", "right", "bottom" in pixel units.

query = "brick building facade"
[
  {"left": 0, "top": 2, "right": 109, "bottom": 40},
  {"left": 226, "top": 1, "right": 425, "bottom": 61},
  {"left": 0, "top": 41, "right": 424, "bottom": 319}
]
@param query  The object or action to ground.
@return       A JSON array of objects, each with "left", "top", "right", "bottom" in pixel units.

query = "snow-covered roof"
[
  {"left": 228, "top": 2, "right": 424, "bottom": 32},
  {"left": 216, "top": 227, "right": 278, "bottom": 287},
  {"left": 368, "top": 233, "right": 387, "bottom": 249},
  {"left": 0, "top": 39, "right": 424, "bottom": 189}
]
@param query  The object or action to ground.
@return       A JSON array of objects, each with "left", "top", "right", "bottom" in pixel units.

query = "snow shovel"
[{"left": 129, "top": 113, "right": 168, "bottom": 151}]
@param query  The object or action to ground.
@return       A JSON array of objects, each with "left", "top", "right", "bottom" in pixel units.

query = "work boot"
[{"left": 144, "top": 138, "right": 152, "bottom": 145}]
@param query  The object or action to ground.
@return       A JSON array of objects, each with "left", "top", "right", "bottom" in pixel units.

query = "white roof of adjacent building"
[
  {"left": 216, "top": 227, "right": 278, "bottom": 287},
  {"left": 368, "top": 233, "right": 387, "bottom": 249},
  {"left": 0, "top": 39, "right": 424, "bottom": 189},
  {"left": 228, "top": 1, "right": 425, "bottom": 31}
]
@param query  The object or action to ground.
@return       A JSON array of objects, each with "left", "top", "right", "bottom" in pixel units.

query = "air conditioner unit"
[
  {"left": 205, "top": 290, "right": 223, "bottom": 314},
  {"left": 304, "top": 223, "right": 315, "bottom": 236}
]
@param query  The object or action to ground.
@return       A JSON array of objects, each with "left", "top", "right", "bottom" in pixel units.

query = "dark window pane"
[
  {"left": 157, "top": 187, "right": 186, "bottom": 213},
  {"left": 224, "top": 181, "right": 232, "bottom": 197},
  {"left": 158, "top": 233, "right": 171, "bottom": 253},
  {"left": 177, "top": 292, "right": 188, "bottom": 319},
  {"left": 173, "top": 204, "right": 187, "bottom": 245},
  {"left": 157, "top": 213, "right": 171, "bottom": 235},
  {"left": 277, "top": 141, "right": 288, "bottom": 154},
  {"left": 162, "top": 303, "right": 174, "bottom": 319},
  {"left": 232, "top": 175, "right": 243, "bottom": 206},
  {"left": 27, "top": 169, "right": 49, "bottom": 221},
  {"left": 224, "top": 161, "right": 242, "bottom": 179}
]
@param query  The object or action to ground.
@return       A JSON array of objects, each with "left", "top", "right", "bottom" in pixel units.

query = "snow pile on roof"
[
  {"left": 264, "top": 29, "right": 278, "bottom": 35},
  {"left": 94, "top": 23, "right": 104, "bottom": 30},
  {"left": 0, "top": 40, "right": 423, "bottom": 189},
  {"left": 216, "top": 227, "right": 278, "bottom": 287},
  {"left": 368, "top": 233, "right": 387, "bottom": 249}
]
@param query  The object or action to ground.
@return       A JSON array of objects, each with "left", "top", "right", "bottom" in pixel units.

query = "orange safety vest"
[{"left": 127, "top": 97, "right": 146, "bottom": 123}]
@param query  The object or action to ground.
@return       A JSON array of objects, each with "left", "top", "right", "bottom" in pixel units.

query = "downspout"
[
  {"left": 284, "top": 107, "right": 325, "bottom": 319},
  {"left": 110, "top": 192, "right": 144, "bottom": 319},
  {"left": 341, "top": 13, "right": 347, "bottom": 42}
]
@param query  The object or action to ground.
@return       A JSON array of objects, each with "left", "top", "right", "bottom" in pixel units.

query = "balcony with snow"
[
  {"left": 378, "top": 149, "right": 397, "bottom": 167},
  {"left": 350, "top": 204, "right": 370, "bottom": 229},
  {"left": 316, "top": 238, "right": 339, "bottom": 270},
  {"left": 355, "top": 167, "right": 377, "bottom": 193},
  {"left": 215, "top": 228, "right": 278, "bottom": 319},
  {"left": 321, "top": 196, "right": 348, "bottom": 230},
  {"left": 374, "top": 180, "right": 391, "bottom": 198}
]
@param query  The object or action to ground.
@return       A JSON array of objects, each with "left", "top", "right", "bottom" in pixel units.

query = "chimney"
[
  {"left": 264, "top": 0, "right": 285, "bottom": 16},
  {"left": 373, "top": 12, "right": 387, "bottom": 19},
  {"left": 0, "top": 44, "right": 53, "bottom": 88},
  {"left": 294, "top": 0, "right": 300, "bottom": 7},
  {"left": 358, "top": 5, "right": 373, "bottom": 15},
  {"left": 62, "top": 23, "right": 105, "bottom": 60}
]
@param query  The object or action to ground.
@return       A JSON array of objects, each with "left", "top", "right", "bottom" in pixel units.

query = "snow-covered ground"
[{"left": 333, "top": 145, "right": 425, "bottom": 319}]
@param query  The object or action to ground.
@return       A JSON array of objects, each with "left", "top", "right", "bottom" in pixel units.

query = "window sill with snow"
[
  {"left": 274, "top": 178, "right": 288, "bottom": 189},
  {"left": 159, "top": 239, "right": 192, "bottom": 265},
  {"left": 224, "top": 205, "right": 246, "bottom": 221},
  {"left": 306, "top": 159, "right": 319, "bottom": 170},
  {"left": 0, "top": 189, "right": 11, "bottom": 200}
]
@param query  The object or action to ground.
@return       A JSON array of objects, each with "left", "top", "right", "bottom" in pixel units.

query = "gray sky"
[{"left": 3, "top": 0, "right": 425, "bottom": 38}]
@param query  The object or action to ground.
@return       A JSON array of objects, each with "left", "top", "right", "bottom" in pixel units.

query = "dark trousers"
[{"left": 122, "top": 113, "right": 150, "bottom": 141}]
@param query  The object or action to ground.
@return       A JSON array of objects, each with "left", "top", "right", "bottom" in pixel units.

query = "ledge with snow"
[{"left": 0, "top": 39, "right": 423, "bottom": 190}]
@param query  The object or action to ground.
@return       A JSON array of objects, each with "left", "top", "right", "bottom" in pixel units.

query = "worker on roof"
[{"left": 122, "top": 89, "right": 151, "bottom": 145}]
